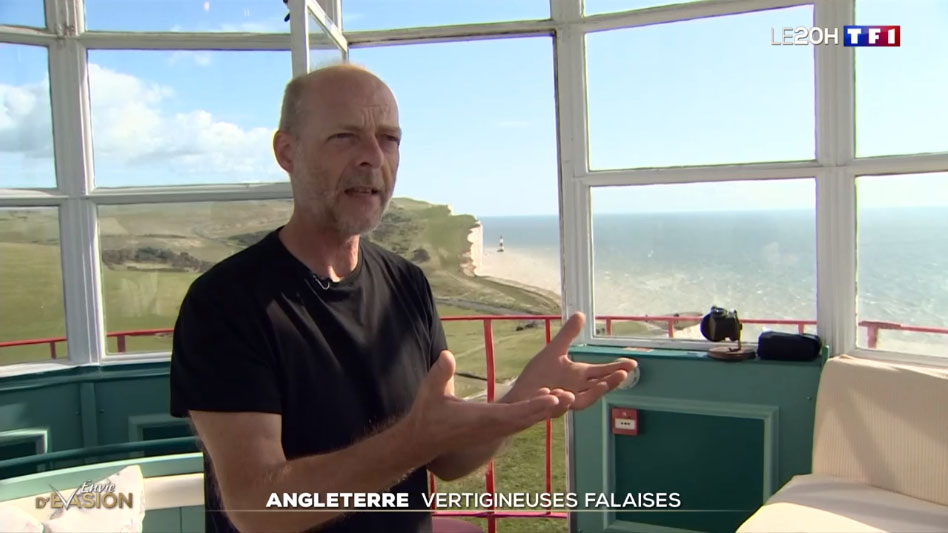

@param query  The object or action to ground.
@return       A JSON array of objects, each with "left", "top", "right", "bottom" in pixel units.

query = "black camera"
[
  {"left": 700, "top": 306, "right": 742, "bottom": 343},
  {"left": 701, "top": 306, "right": 755, "bottom": 361}
]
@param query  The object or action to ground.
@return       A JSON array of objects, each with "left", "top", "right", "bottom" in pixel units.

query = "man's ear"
[{"left": 272, "top": 130, "right": 295, "bottom": 174}]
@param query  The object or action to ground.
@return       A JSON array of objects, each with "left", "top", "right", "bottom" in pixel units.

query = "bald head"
[
  {"left": 278, "top": 64, "right": 397, "bottom": 137},
  {"left": 272, "top": 64, "right": 400, "bottom": 238}
]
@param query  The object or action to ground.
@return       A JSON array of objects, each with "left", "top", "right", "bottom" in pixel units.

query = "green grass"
[
  {"left": 433, "top": 416, "right": 569, "bottom": 533},
  {"left": 0, "top": 242, "right": 68, "bottom": 363},
  {"left": 1, "top": 198, "right": 560, "bottom": 364},
  {"left": 438, "top": 305, "right": 561, "bottom": 400}
]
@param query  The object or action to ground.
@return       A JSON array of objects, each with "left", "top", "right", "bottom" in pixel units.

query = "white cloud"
[
  {"left": 0, "top": 80, "right": 53, "bottom": 157},
  {"left": 86, "top": 64, "right": 280, "bottom": 183},
  {"left": 0, "top": 64, "right": 282, "bottom": 186}
]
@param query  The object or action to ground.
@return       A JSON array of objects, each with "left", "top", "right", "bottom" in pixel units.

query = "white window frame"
[
  {"left": 0, "top": 0, "right": 344, "bottom": 376},
  {"left": 1, "top": 0, "right": 947, "bottom": 379},
  {"left": 561, "top": 0, "right": 948, "bottom": 369},
  {"left": 293, "top": 0, "right": 348, "bottom": 75}
]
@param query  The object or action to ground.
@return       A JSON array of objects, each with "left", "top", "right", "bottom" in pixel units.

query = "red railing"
[
  {"left": 5, "top": 317, "right": 947, "bottom": 359},
  {"left": 2, "top": 315, "right": 948, "bottom": 533},
  {"left": 435, "top": 315, "right": 566, "bottom": 533},
  {"left": 0, "top": 328, "right": 173, "bottom": 359}
]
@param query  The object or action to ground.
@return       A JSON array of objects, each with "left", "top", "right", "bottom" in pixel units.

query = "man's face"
[{"left": 289, "top": 75, "right": 400, "bottom": 236}]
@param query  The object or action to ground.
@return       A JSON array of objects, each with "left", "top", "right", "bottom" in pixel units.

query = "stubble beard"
[{"left": 293, "top": 163, "right": 392, "bottom": 237}]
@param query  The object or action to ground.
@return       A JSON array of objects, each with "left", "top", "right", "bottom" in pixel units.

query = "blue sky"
[{"left": 1, "top": 0, "right": 946, "bottom": 216}]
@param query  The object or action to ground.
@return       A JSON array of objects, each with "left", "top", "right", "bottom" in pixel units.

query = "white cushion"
[
  {"left": 0, "top": 504, "right": 44, "bottom": 533},
  {"left": 143, "top": 473, "right": 204, "bottom": 510},
  {"left": 42, "top": 465, "right": 146, "bottom": 533},
  {"left": 738, "top": 474, "right": 948, "bottom": 532},
  {"left": 813, "top": 355, "right": 948, "bottom": 506}
]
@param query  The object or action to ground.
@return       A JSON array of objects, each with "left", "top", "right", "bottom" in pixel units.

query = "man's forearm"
[
  {"left": 427, "top": 435, "right": 511, "bottom": 481},
  {"left": 228, "top": 418, "right": 428, "bottom": 533}
]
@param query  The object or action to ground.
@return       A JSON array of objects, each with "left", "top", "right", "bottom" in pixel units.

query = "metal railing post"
[
  {"left": 866, "top": 323, "right": 879, "bottom": 349},
  {"left": 482, "top": 318, "right": 497, "bottom": 533},
  {"left": 544, "top": 317, "right": 553, "bottom": 513}
]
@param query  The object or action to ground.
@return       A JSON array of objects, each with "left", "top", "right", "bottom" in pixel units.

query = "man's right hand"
[{"left": 400, "top": 350, "right": 574, "bottom": 466}]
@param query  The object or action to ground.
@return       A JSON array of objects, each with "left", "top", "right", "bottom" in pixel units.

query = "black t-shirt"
[{"left": 169, "top": 228, "right": 448, "bottom": 533}]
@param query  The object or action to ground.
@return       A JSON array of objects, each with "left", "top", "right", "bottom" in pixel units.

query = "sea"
[{"left": 477, "top": 208, "right": 948, "bottom": 356}]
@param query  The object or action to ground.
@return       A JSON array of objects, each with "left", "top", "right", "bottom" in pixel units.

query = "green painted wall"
[
  {"left": 0, "top": 363, "right": 196, "bottom": 478},
  {"left": 569, "top": 346, "right": 824, "bottom": 533}
]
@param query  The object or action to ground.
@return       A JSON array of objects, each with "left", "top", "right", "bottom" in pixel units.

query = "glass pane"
[
  {"left": 99, "top": 200, "right": 293, "bottom": 355},
  {"left": 350, "top": 38, "right": 561, "bottom": 406},
  {"left": 591, "top": 179, "right": 816, "bottom": 343},
  {"left": 586, "top": 6, "right": 814, "bottom": 170},
  {"left": 855, "top": 0, "right": 948, "bottom": 157},
  {"left": 0, "top": 44, "right": 55, "bottom": 188},
  {"left": 309, "top": 11, "right": 343, "bottom": 70},
  {"left": 84, "top": 0, "right": 288, "bottom": 32},
  {"left": 856, "top": 173, "right": 948, "bottom": 357},
  {"left": 0, "top": 208, "right": 66, "bottom": 365},
  {"left": 0, "top": 0, "right": 45, "bottom": 27},
  {"left": 585, "top": 0, "right": 705, "bottom": 16},
  {"left": 350, "top": 38, "right": 557, "bottom": 219},
  {"left": 87, "top": 50, "right": 290, "bottom": 187},
  {"left": 341, "top": 0, "right": 548, "bottom": 31}
]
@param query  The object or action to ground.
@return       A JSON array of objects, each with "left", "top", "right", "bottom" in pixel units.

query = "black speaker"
[{"left": 757, "top": 331, "right": 823, "bottom": 361}]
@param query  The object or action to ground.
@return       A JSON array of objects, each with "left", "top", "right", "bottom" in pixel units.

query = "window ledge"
[
  {"left": 0, "top": 361, "right": 87, "bottom": 380},
  {"left": 0, "top": 354, "right": 172, "bottom": 379},
  {"left": 101, "top": 352, "right": 172, "bottom": 365}
]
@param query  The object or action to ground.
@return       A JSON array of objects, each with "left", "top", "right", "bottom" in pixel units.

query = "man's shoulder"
[
  {"left": 361, "top": 239, "right": 426, "bottom": 280},
  {"left": 187, "top": 231, "right": 280, "bottom": 299}
]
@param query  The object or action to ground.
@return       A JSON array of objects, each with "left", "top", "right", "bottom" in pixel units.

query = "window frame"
[{"left": 1, "top": 0, "right": 947, "bottom": 378}]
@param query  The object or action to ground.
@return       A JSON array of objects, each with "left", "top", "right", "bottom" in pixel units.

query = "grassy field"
[
  {"left": 434, "top": 416, "right": 570, "bottom": 533},
  {"left": 0, "top": 198, "right": 565, "bottom": 363}
]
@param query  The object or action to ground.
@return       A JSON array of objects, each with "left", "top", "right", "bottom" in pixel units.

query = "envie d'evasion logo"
[{"left": 35, "top": 479, "right": 135, "bottom": 510}]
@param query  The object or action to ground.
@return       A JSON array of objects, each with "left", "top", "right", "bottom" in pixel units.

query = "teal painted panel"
[
  {"left": 0, "top": 439, "right": 42, "bottom": 477},
  {"left": 94, "top": 376, "right": 173, "bottom": 446},
  {"left": 80, "top": 382, "right": 99, "bottom": 449},
  {"left": 144, "top": 508, "right": 183, "bottom": 533},
  {"left": 0, "top": 383, "right": 85, "bottom": 479},
  {"left": 180, "top": 505, "right": 205, "bottom": 533},
  {"left": 570, "top": 347, "right": 822, "bottom": 533},
  {"left": 612, "top": 412, "right": 763, "bottom": 533},
  {"left": 0, "top": 362, "right": 180, "bottom": 479},
  {"left": 142, "top": 422, "right": 193, "bottom": 441}
]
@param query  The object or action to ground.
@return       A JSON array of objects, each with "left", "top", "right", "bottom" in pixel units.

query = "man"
[{"left": 169, "top": 64, "right": 636, "bottom": 533}]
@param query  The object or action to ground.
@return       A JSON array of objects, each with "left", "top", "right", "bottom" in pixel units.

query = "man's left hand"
[{"left": 504, "top": 312, "right": 637, "bottom": 413}]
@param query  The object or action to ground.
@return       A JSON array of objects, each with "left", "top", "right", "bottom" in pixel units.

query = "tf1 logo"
[
  {"left": 843, "top": 26, "right": 900, "bottom": 46},
  {"left": 770, "top": 25, "right": 900, "bottom": 46}
]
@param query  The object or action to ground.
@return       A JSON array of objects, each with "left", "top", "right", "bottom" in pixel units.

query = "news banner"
[{"left": 265, "top": 491, "right": 682, "bottom": 510}]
